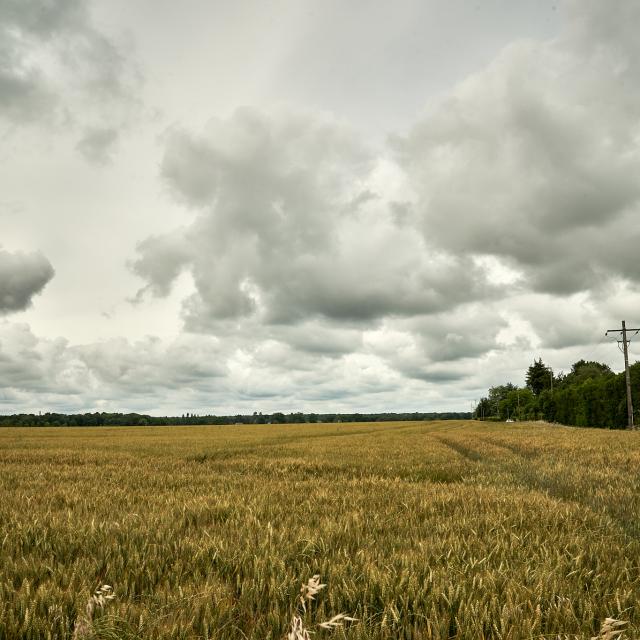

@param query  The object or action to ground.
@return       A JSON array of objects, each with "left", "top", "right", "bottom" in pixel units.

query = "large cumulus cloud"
[
  {"left": 132, "top": 108, "right": 498, "bottom": 331},
  {"left": 396, "top": 0, "right": 640, "bottom": 295},
  {"left": 0, "top": 249, "right": 54, "bottom": 314}
]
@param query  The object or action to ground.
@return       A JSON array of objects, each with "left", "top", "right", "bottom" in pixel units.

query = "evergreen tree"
[{"left": 526, "top": 358, "right": 553, "bottom": 395}]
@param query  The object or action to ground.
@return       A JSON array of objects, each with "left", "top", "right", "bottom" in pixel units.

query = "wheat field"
[{"left": 0, "top": 420, "right": 639, "bottom": 639}]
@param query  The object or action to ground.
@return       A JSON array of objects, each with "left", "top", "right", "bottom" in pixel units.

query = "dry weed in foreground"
[
  {"left": 286, "top": 576, "right": 356, "bottom": 639},
  {"left": 591, "top": 618, "right": 628, "bottom": 640},
  {"left": 72, "top": 585, "right": 115, "bottom": 640},
  {"left": 299, "top": 575, "right": 326, "bottom": 612}
]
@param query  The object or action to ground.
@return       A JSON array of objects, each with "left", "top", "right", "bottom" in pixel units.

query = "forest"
[
  {"left": 476, "top": 358, "right": 640, "bottom": 428},
  {"left": 0, "top": 410, "right": 471, "bottom": 427}
]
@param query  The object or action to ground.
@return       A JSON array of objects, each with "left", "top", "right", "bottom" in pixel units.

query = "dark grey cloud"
[
  {"left": 0, "top": 249, "right": 54, "bottom": 314},
  {"left": 131, "top": 230, "right": 192, "bottom": 299},
  {"left": 407, "top": 368, "right": 469, "bottom": 383}
]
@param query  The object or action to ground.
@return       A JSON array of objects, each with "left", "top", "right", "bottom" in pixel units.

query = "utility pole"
[{"left": 606, "top": 320, "right": 639, "bottom": 430}]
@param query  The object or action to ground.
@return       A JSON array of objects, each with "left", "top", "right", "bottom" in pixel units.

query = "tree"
[
  {"left": 561, "top": 360, "right": 613, "bottom": 387},
  {"left": 501, "top": 387, "right": 535, "bottom": 420},
  {"left": 475, "top": 384, "right": 518, "bottom": 419},
  {"left": 475, "top": 397, "right": 492, "bottom": 419},
  {"left": 526, "top": 358, "right": 553, "bottom": 395},
  {"left": 488, "top": 383, "right": 517, "bottom": 403}
]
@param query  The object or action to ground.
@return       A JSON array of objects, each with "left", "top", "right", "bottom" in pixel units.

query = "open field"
[{"left": 1, "top": 420, "right": 639, "bottom": 639}]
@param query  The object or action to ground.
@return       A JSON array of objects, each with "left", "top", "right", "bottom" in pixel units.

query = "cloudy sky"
[{"left": 2, "top": 0, "right": 639, "bottom": 415}]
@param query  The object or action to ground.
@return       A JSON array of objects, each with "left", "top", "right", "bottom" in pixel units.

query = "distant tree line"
[
  {"left": 0, "top": 410, "right": 471, "bottom": 427},
  {"left": 476, "top": 358, "right": 640, "bottom": 428}
]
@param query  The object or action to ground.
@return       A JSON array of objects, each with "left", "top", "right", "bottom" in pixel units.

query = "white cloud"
[{"left": 396, "top": 1, "right": 640, "bottom": 295}]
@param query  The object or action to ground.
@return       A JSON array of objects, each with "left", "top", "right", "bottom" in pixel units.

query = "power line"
[
  {"left": 605, "top": 320, "right": 639, "bottom": 430},
  {"left": 577, "top": 331, "right": 610, "bottom": 366}
]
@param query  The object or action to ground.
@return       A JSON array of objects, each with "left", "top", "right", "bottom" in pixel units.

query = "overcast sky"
[{"left": 1, "top": 0, "right": 639, "bottom": 415}]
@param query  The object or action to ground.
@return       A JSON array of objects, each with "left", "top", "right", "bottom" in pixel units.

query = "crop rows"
[{"left": 0, "top": 421, "right": 639, "bottom": 639}]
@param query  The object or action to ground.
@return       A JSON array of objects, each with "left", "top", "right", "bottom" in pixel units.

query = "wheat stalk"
[
  {"left": 285, "top": 576, "right": 357, "bottom": 639},
  {"left": 72, "top": 585, "right": 115, "bottom": 640},
  {"left": 286, "top": 615, "right": 313, "bottom": 640},
  {"left": 318, "top": 613, "right": 358, "bottom": 630},
  {"left": 299, "top": 575, "right": 326, "bottom": 613},
  {"left": 590, "top": 618, "right": 627, "bottom": 640}
]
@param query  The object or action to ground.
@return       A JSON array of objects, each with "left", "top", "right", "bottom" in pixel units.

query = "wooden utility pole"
[{"left": 606, "top": 320, "right": 639, "bottom": 429}]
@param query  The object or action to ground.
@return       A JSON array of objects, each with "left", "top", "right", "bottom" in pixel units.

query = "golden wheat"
[
  {"left": 0, "top": 420, "right": 638, "bottom": 639},
  {"left": 71, "top": 585, "right": 115, "bottom": 640}
]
